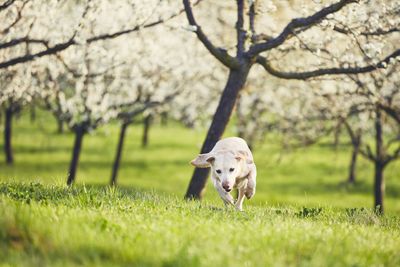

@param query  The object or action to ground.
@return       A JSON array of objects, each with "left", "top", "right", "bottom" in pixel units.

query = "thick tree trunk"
[
  {"left": 374, "top": 109, "right": 385, "bottom": 214},
  {"left": 110, "top": 122, "right": 129, "bottom": 186},
  {"left": 4, "top": 107, "right": 13, "bottom": 165},
  {"left": 142, "top": 114, "right": 152, "bottom": 148},
  {"left": 67, "top": 127, "right": 85, "bottom": 186},
  {"left": 185, "top": 67, "right": 250, "bottom": 199},
  {"left": 348, "top": 133, "right": 361, "bottom": 184}
]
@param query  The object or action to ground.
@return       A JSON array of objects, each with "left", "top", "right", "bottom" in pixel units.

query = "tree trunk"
[
  {"left": 30, "top": 105, "right": 36, "bottom": 123},
  {"left": 110, "top": 122, "right": 129, "bottom": 186},
  {"left": 142, "top": 114, "right": 152, "bottom": 148},
  {"left": 374, "top": 161, "right": 385, "bottom": 214},
  {"left": 161, "top": 111, "right": 168, "bottom": 126},
  {"left": 56, "top": 99, "right": 64, "bottom": 133},
  {"left": 348, "top": 145, "right": 358, "bottom": 184},
  {"left": 348, "top": 133, "right": 361, "bottom": 184},
  {"left": 185, "top": 67, "right": 250, "bottom": 199},
  {"left": 333, "top": 122, "right": 342, "bottom": 150},
  {"left": 67, "top": 127, "right": 85, "bottom": 186},
  {"left": 57, "top": 118, "right": 64, "bottom": 134},
  {"left": 374, "top": 109, "right": 385, "bottom": 214},
  {"left": 4, "top": 107, "right": 13, "bottom": 165}
]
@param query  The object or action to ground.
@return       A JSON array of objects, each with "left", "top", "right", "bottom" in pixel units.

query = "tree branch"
[
  {"left": 343, "top": 120, "right": 356, "bottom": 143},
  {"left": 87, "top": 0, "right": 195, "bottom": 42},
  {"left": 384, "top": 145, "right": 400, "bottom": 166},
  {"left": 378, "top": 103, "right": 400, "bottom": 124},
  {"left": 248, "top": 0, "right": 257, "bottom": 43},
  {"left": 256, "top": 49, "right": 400, "bottom": 80},
  {"left": 247, "top": 0, "right": 357, "bottom": 56},
  {"left": 0, "top": 0, "right": 16, "bottom": 11},
  {"left": 0, "top": 37, "right": 49, "bottom": 50},
  {"left": 359, "top": 144, "right": 376, "bottom": 161},
  {"left": 1, "top": 0, "right": 28, "bottom": 33},
  {"left": 118, "top": 90, "right": 179, "bottom": 121},
  {"left": 182, "top": 0, "right": 240, "bottom": 69},
  {"left": 333, "top": 26, "right": 400, "bottom": 36},
  {"left": 0, "top": 1, "right": 198, "bottom": 69},
  {"left": 236, "top": 0, "right": 245, "bottom": 57},
  {"left": 0, "top": 37, "right": 76, "bottom": 69}
]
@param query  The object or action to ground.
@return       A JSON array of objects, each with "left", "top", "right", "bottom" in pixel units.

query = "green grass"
[
  {"left": 1, "top": 182, "right": 400, "bottom": 267},
  {"left": 0, "top": 112, "right": 400, "bottom": 266}
]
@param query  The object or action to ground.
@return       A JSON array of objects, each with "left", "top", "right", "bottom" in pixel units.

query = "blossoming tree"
[{"left": 182, "top": 0, "right": 400, "bottom": 199}]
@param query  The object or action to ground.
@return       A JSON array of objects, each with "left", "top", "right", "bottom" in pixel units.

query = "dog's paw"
[
  {"left": 235, "top": 207, "right": 243, "bottom": 212},
  {"left": 245, "top": 187, "right": 255, "bottom": 199}
]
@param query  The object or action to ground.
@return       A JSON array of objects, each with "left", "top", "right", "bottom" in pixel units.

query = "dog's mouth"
[{"left": 225, "top": 188, "right": 232, "bottom": 192}]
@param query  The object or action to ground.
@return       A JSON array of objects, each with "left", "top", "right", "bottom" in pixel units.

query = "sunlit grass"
[{"left": 1, "top": 182, "right": 400, "bottom": 267}]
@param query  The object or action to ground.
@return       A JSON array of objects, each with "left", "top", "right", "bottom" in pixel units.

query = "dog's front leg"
[
  {"left": 245, "top": 165, "right": 257, "bottom": 199},
  {"left": 235, "top": 188, "right": 246, "bottom": 211},
  {"left": 217, "top": 185, "right": 235, "bottom": 206},
  {"left": 211, "top": 176, "right": 234, "bottom": 206}
]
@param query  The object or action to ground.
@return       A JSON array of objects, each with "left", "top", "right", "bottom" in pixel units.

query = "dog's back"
[{"left": 212, "top": 137, "right": 252, "bottom": 158}]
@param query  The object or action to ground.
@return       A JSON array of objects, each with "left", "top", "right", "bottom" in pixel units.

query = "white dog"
[{"left": 191, "top": 137, "right": 256, "bottom": 211}]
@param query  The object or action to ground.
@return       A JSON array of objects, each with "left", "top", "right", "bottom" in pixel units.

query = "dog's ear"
[
  {"left": 235, "top": 150, "right": 253, "bottom": 164},
  {"left": 190, "top": 153, "right": 215, "bottom": 168}
]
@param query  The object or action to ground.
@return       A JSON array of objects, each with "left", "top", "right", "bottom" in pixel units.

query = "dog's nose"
[{"left": 222, "top": 184, "right": 231, "bottom": 192}]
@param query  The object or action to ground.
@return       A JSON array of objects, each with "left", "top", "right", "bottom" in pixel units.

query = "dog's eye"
[
  {"left": 229, "top": 168, "right": 235, "bottom": 172},
  {"left": 216, "top": 169, "right": 222, "bottom": 174}
]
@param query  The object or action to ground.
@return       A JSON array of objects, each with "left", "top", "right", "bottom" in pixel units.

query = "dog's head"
[{"left": 191, "top": 150, "right": 252, "bottom": 192}]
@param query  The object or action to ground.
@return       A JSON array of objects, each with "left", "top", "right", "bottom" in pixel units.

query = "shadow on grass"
[
  {"left": 0, "top": 158, "right": 190, "bottom": 174},
  {"left": 6, "top": 138, "right": 194, "bottom": 156},
  {"left": 13, "top": 145, "right": 72, "bottom": 154},
  {"left": 136, "top": 142, "right": 196, "bottom": 150},
  {"left": 1, "top": 233, "right": 166, "bottom": 267}
]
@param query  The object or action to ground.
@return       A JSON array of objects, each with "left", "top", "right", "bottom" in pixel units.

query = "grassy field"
[{"left": 0, "top": 113, "right": 400, "bottom": 266}]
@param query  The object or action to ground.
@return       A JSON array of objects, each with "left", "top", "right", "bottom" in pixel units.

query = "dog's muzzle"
[{"left": 222, "top": 184, "right": 231, "bottom": 192}]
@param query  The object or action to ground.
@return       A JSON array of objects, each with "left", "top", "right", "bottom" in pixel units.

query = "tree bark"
[
  {"left": 110, "top": 122, "right": 129, "bottom": 186},
  {"left": 374, "top": 109, "right": 385, "bottom": 214},
  {"left": 348, "top": 133, "right": 361, "bottom": 184},
  {"left": 4, "top": 106, "right": 13, "bottom": 165},
  {"left": 333, "top": 122, "right": 342, "bottom": 150},
  {"left": 67, "top": 127, "right": 85, "bottom": 186},
  {"left": 185, "top": 66, "right": 250, "bottom": 199},
  {"left": 57, "top": 118, "right": 64, "bottom": 134},
  {"left": 142, "top": 114, "right": 152, "bottom": 148},
  {"left": 374, "top": 161, "right": 385, "bottom": 214}
]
